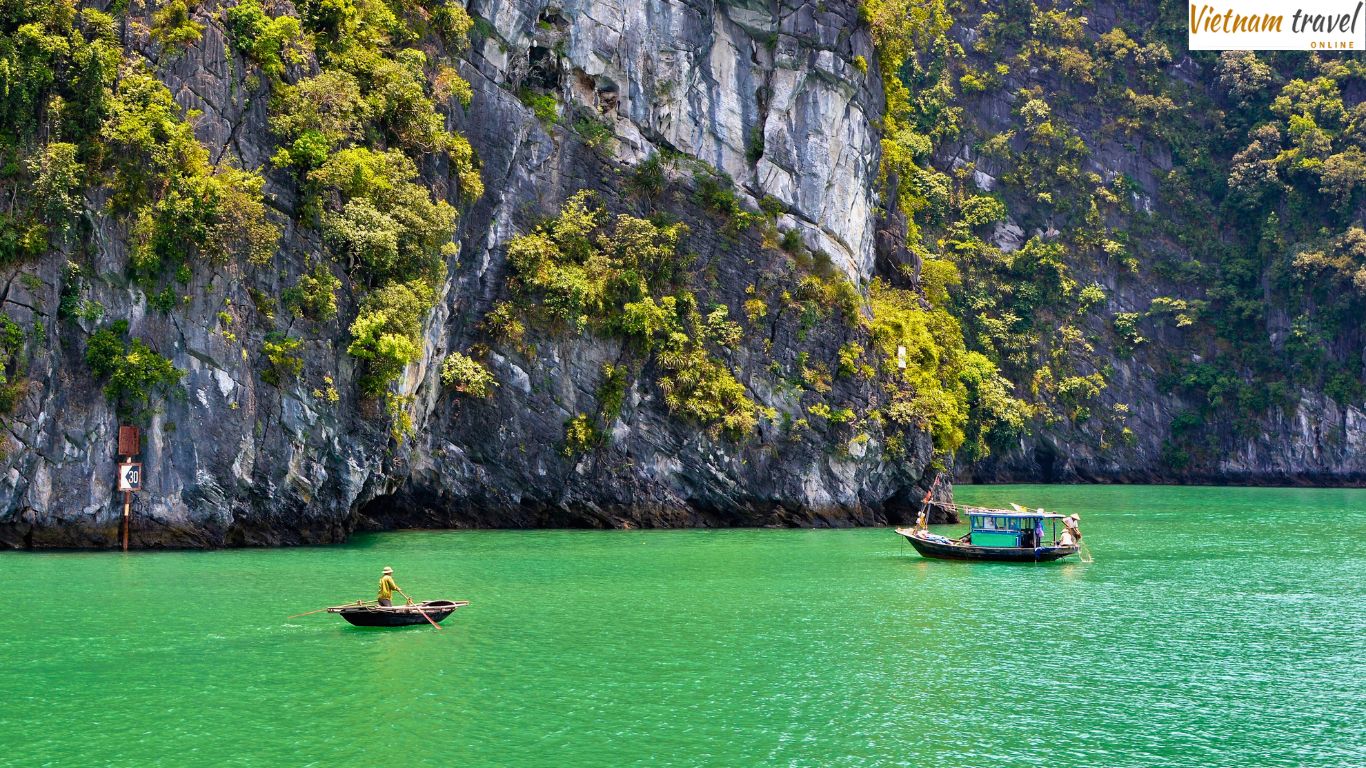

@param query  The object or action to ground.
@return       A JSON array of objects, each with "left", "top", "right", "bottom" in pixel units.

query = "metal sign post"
[{"left": 117, "top": 426, "right": 141, "bottom": 552}]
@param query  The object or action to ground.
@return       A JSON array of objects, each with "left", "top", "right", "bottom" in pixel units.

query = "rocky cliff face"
[
  {"left": 0, "top": 0, "right": 946, "bottom": 549},
  {"left": 925, "top": 1, "right": 1366, "bottom": 485},
  {"left": 10, "top": 0, "right": 1355, "bottom": 551}
]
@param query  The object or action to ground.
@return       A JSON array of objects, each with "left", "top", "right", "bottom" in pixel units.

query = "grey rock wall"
[
  {"left": 468, "top": 0, "right": 884, "bottom": 279},
  {"left": 0, "top": 0, "right": 944, "bottom": 549},
  {"left": 943, "top": 3, "right": 1366, "bottom": 486}
]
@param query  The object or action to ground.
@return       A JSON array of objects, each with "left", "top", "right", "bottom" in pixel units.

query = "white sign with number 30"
[{"left": 117, "top": 462, "right": 143, "bottom": 492}]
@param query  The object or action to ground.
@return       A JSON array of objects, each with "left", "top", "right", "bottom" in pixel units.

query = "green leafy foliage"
[
  {"left": 347, "top": 279, "right": 434, "bottom": 396},
  {"left": 85, "top": 320, "right": 183, "bottom": 413},
  {"left": 261, "top": 334, "right": 304, "bottom": 386},
  {"left": 597, "top": 363, "right": 627, "bottom": 420},
  {"left": 247, "top": 0, "right": 484, "bottom": 409},
  {"left": 868, "top": 275, "right": 1029, "bottom": 458},
  {"left": 28, "top": 141, "right": 84, "bottom": 231},
  {"left": 3, "top": 0, "right": 486, "bottom": 441},
  {"left": 440, "top": 351, "right": 496, "bottom": 397},
  {"left": 573, "top": 114, "right": 613, "bottom": 149},
  {"left": 859, "top": 0, "right": 1045, "bottom": 459},
  {"left": 502, "top": 191, "right": 760, "bottom": 438},
  {"left": 562, "top": 413, "right": 603, "bottom": 456},
  {"left": 866, "top": 0, "right": 1366, "bottom": 468},
  {"left": 506, "top": 190, "right": 687, "bottom": 328},
  {"left": 102, "top": 69, "right": 280, "bottom": 272},
  {"left": 868, "top": 279, "right": 964, "bottom": 452},
  {"left": 151, "top": 0, "right": 205, "bottom": 49},
  {"left": 2, "top": 1, "right": 274, "bottom": 276},
  {"left": 0, "top": 314, "right": 29, "bottom": 415},
  {"left": 224, "top": 0, "right": 309, "bottom": 80},
  {"left": 268, "top": 69, "right": 366, "bottom": 170},
  {"left": 693, "top": 169, "right": 758, "bottom": 232},
  {"left": 283, "top": 262, "right": 342, "bottom": 321},
  {"left": 519, "top": 89, "right": 559, "bottom": 125},
  {"left": 316, "top": 148, "right": 457, "bottom": 286},
  {"left": 1112, "top": 312, "right": 1144, "bottom": 354},
  {"left": 629, "top": 154, "right": 667, "bottom": 199}
]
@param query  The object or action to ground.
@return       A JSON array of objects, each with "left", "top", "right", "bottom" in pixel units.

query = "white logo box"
[{"left": 1189, "top": 0, "right": 1366, "bottom": 50}]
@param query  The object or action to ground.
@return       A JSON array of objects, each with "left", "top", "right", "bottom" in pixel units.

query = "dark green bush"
[{"left": 85, "top": 321, "right": 183, "bottom": 413}]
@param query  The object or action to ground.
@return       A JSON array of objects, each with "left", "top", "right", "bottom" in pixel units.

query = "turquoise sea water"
[{"left": 1, "top": 485, "right": 1363, "bottom": 767}]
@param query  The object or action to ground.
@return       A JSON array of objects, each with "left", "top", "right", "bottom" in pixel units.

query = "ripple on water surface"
[{"left": 0, "top": 485, "right": 1362, "bottom": 767}]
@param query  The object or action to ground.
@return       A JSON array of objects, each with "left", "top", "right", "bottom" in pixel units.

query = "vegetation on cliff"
[
  {"left": 248, "top": 0, "right": 482, "bottom": 405},
  {"left": 864, "top": 0, "right": 1366, "bottom": 472},
  {"left": 85, "top": 320, "right": 182, "bottom": 413},
  {"left": 1, "top": 0, "right": 481, "bottom": 435},
  {"left": 7, "top": 0, "right": 1364, "bottom": 479},
  {"left": 498, "top": 189, "right": 761, "bottom": 440}
]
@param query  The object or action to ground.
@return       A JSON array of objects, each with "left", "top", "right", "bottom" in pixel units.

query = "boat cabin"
[{"left": 967, "top": 510, "right": 1065, "bottom": 548}]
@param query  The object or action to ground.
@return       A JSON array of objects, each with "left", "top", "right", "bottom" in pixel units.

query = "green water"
[{"left": 1, "top": 485, "right": 1363, "bottom": 767}]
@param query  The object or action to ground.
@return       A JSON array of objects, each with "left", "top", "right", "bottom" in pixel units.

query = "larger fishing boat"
[{"left": 896, "top": 506, "right": 1083, "bottom": 563}]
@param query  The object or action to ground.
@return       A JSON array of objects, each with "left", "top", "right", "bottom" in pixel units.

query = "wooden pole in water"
[
  {"left": 116, "top": 427, "right": 142, "bottom": 553},
  {"left": 121, "top": 484, "right": 130, "bottom": 552}
]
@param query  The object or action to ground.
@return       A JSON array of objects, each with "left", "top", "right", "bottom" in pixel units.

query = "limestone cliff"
[
  {"left": 0, "top": 0, "right": 945, "bottom": 548},
  {"left": 912, "top": 2, "right": 1366, "bottom": 485}
]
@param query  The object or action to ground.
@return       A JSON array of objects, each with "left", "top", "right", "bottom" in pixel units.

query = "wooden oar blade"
[{"left": 414, "top": 605, "right": 442, "bottom": 630}]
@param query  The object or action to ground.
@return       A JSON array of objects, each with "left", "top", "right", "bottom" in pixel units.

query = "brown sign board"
[{"left": 118, "top": 425, "right": 140, "bottom": 457}]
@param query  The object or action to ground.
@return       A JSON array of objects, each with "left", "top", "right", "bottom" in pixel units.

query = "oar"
[
  {"left": 409, "top": 604, "right": 442, "bottom": 628},
  {"left": 398, "top": 591, "right": 442, "bottom": 630}
]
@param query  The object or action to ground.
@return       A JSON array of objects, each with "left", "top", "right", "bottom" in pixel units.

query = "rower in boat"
[
  {"left": 377, "top": 566, "right": 412, "bottom": 607},
  {"left": 895, "top": 506, "right": 1082, "bottom": 562},
  {"left": 290, "top": 572, "right": 470, "bottom": 628}
]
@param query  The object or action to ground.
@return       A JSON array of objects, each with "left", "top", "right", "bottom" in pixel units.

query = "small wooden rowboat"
[{"left": 327, "top": 599, "right": 469, "bottom": 627}]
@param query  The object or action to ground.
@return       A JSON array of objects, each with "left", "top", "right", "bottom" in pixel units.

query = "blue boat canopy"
[
  {"left": 964, "top": 508, "right": 1065, "bottom": 520},
  {"left": 965, "top": 507, "right": 1066, "bottom": 548}
]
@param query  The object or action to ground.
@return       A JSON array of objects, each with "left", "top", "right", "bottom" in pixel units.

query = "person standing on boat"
[
  {"left": 377, "top": 566, "right": 412, "bottom": 607},
  {"left": 1060, "top": 515, "right": 1082, "bottom": 546}
]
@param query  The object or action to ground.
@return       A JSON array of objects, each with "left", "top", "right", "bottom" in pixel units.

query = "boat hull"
[
  {"left": 331, "top": 600, "right": 467, "bottom": 627},
  {"left": 896, "top": 529, "right": 1079, "bottom": 562}
]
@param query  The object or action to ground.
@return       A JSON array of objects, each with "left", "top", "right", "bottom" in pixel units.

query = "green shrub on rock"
[
  {"left": 563, "top": 413, "right": 603, "bottom": 455},
  {"left": 85, "top": 320, "right": 183, "bottom": 413},
  {"left": 502, "top": 191, "right": 759, "bottom": 437},
  {"left": 151, "top": 0, "right": 205, "bottom": 49},
  {"left": 0, "top": 315, "right": 28, "bottom": 415},
  {"left": 314, "top": 148, "right": 457, "bottom": 285},
  {"left": 284, "top": 262, "right": 342, "bottom": 321},
  {"left": 224, "top": 0, "right": 309, "bottom": 80},
  {"left": 440, "top": 351, "right": 496, "bottom": 397},
  {"left": 102, "top": 70, "right": 280, "bottom": 274},
  {"left": 347, "top": 279, "right": 434, "bottom": 396},
  {"left": 261, "top": 334, "right": 304, "bottom": 386}
]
